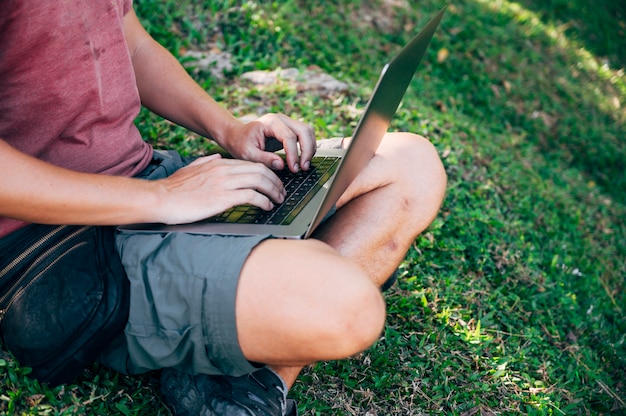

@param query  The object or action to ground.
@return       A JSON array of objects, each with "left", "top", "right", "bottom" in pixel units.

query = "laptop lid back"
[{"left": 304, "top": 7, "right": 446, "bottom": 237}]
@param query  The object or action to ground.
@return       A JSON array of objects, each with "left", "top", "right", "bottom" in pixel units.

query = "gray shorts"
[{"left": 100, "top": 151, "right": 269, "bottom": 377}]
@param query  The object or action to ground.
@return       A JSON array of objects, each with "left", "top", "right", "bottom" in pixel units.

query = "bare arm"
[
  {"left": 0, "top": 139, "right": 286, "bottom": 226},
  {"left": 123, "top": 9, "right": 316, "bottom": 172},
  {"left": 123, "top": 9, "right": 239, "bottom": 146},
  {"left": 0, "top": 139, "right": 162, "bottom": 225}
]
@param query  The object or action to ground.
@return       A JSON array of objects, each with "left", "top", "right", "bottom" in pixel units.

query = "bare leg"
[
  {"left": 315, "top": 132, "right": 447, "bottom": 285},
  {"left": 235, "top": 132, "right": 447, "bottom": 387}
]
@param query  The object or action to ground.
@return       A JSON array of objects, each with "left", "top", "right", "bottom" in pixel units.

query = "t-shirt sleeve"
[{"left": 121, "top": 0, "right": 133, "bottom": 16}]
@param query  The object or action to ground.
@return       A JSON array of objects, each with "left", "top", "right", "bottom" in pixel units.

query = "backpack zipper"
[
  {"left": 0, "top": 225, "right": 68, "bottom": 280},
  {"left": 0, "top": 226, "right": 91, "bottom": 320}
]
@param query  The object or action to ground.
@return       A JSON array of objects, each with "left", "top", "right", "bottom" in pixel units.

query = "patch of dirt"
[{"left": 352, "top": 0, "right": 410, "bottom": 32}]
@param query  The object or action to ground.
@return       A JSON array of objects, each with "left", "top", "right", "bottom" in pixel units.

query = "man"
[{"left": 0, "top": 1, "right": 446, "bottom": 415}]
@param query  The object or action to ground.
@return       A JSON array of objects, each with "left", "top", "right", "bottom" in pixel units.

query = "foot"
[
  {"left": 381, "top": 269, "right": 399, "bottom": 292},
  {"left": 316, "top": 136, "right": 346, "bottom": 150},
  {"left": 160, "top": 367, "right": 296, "bottom": 416}
]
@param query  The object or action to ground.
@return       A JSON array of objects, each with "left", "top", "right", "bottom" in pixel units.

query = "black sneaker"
[
  {"left": 160, "top": 367, "right": 297, "bottom": 416},
  {"left": 381, "top": 269, "right": 399, "bottom": 292}
]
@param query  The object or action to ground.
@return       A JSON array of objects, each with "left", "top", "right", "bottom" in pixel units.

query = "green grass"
[{"left": 2, "top": 0, "right": 625, "bottom": 414}]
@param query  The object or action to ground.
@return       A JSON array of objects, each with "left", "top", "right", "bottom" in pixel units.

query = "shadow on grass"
[
  {"left": 516, "top": 0, "right": 626, "bottom": 70},
  {"left": 430, "top": 0, "right": 625, "bottom": 205}
]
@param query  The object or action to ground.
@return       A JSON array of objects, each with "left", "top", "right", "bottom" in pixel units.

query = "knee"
[
  {"left": 390, "top": 132, "right": 447, "bottom": 194},
  {"left": 320, "top": 279, "right": 386, "bottom": 358},
  {"left": 382, "top": 132, "right": 447, "bottom": 219}
]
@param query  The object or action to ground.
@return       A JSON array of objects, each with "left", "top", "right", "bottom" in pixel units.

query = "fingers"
[
  {"left": 258, "top": 114, "right": 316, "bottom": 173},
  {"left": 220, "top": 160, "right": 286, "bottom": 205},
  {"left": 159, "top": 158, "right": 286, "bottom": 224},
  {"left": 223, "top": 113, "right": 316, "bottom": 173},
  {"left": 285, "top": 116, "right": 316, "bottom": 171},
  {"left": 206, "top": 158, "right": 286, "bottom": 204},
  {"left": 188, "top": 155, "right": 283, "bottom": 201}
]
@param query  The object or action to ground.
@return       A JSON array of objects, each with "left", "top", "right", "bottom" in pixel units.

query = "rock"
[{"left": 241, "top": 67, "right": 349, "bottom": 95}]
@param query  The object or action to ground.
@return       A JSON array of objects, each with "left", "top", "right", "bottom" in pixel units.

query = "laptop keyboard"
[{"left": 206, "top": 155, "right": 340, "bottom": 226}]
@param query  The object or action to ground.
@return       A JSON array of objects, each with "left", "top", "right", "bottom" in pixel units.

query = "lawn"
[{"left": 1, "top": 0, "right": 624, "bottom": 415}]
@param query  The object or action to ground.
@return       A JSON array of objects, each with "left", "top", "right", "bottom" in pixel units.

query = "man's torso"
[{"left": 0, "top": 0, "right": 152, "bottom": 237}]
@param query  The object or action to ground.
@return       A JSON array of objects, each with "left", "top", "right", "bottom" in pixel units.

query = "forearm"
[
  {"left": 122, "top": 8, "right": 316, "bottom": 172},
  {"left": 0, "top": 140, "right": 163, "bottom": 226},
  {"left": 124, "top": 10, "right": 241, "bottom": 147}
]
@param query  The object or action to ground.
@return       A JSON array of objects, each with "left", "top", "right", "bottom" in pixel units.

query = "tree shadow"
[
  {"left": 428, "top": 0, "right": 625, "bottom": 204},
  {"left": 515, "top": 0, "right": 626, "bottom": 70}
]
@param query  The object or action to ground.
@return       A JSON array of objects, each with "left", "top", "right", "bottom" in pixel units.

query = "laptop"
[{"left": 123, "top": 7, "right": 445, "bottom": 239}]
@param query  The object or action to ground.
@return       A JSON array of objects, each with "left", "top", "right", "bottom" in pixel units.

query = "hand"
[
  {"left": 221, "top": 113, "right": 316, "bottom": 173},
  {"left": 155, "top": 154, "right": 286, "bottom": 225}
]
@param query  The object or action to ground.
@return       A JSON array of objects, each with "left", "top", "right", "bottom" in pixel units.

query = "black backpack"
[{"left": 0, "top": 224, "right": 129, "bottom": 386}]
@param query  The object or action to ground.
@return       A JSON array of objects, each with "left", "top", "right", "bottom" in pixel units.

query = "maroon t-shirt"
[{"left": 0, "top": 0, "right": 153, "bottom": 237}]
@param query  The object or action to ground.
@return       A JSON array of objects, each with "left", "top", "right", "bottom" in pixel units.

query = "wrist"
[
  {"left": 192, "top": 98, "right": 243, "bottom": 148},
  {"left": 142, "top": 179, "right": 175, "bottom": 224},
  {"left": 207, "top": 116, "right": 244, "bottom": 151}
]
